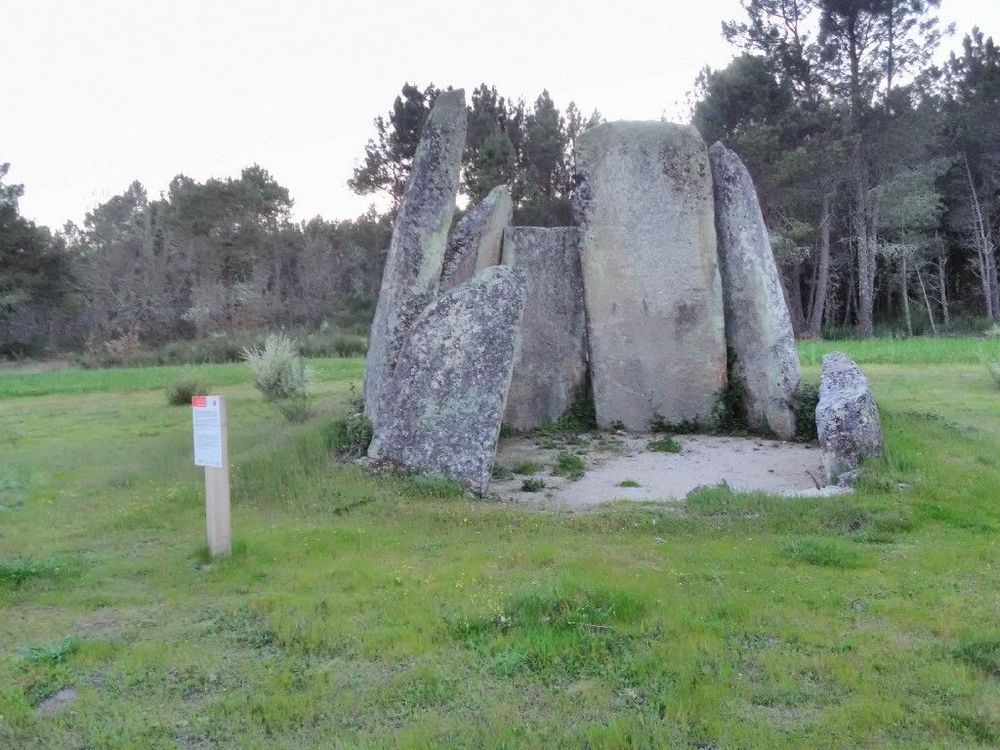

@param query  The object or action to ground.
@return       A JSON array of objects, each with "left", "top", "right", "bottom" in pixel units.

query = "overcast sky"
[{"left": 3, "top": 0, "right": 998, "bottom": 230}]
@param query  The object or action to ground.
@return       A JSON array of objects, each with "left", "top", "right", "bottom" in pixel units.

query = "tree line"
[
  {"left": 2, "top": 6, "right": 997, "bottom": 357},
  {"left": 695, "top": 0, "right": 999, "bottom": 337},
  {"left": 1, "top": 86, "right": 595, "bottom": 357}
]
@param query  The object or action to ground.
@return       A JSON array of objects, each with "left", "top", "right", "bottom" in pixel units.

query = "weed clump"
[
  {"left": 779, "top": 538, "right": 864, "bottom": 569},
  {"left": 17, "top": 636, "right": 80, "bottom": 663},
  {"left": 954, "top": 636, "right": 1000, "bottom": 678},
  {"left": 165, "top": 376, "right": 208, "bottom": 406},
  {"left": 521, "top": 478, "right": 546, "bottom": 492},
  {"left": 618, "top": 479, "right": 641, "bottom": 488},
  {"left": 0, "top": 558, "right": 63, "bottom": 588},
  {"left": 513, "top": 461, "right": 542, "bottom": 475},
  {"left": 329, "top": 412, "right": 373, "bottom": 458},
  {"left": 552, "top": 451, "right": 586, "bottom": 479},
  {"left": 647, "top": 437, "right": 682, "bottom": 453}
]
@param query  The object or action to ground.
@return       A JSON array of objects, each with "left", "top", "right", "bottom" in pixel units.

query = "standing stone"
[
  {"left": 816, "top": 352, "right": 884, "bottom": 484},
  {"left": 574, "top": 121, "right": 726, "bottom": 430},
  {"left": 501, "top": 227, "right": 588, "bottom": 430},
  {"left": 709, "top": 142, "right": 801, "bottom": 439},
  {"left": 363, "top": 89, "right": 467, "bottom": 428},
  {"left": 440, "top": 185, "right": 513, "bottom": 291},
  {"left": 368, "top": 266, "right": 527, "bottom": 494}
]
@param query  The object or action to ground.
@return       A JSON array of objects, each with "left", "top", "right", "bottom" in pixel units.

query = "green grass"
[
  {"left": 0, "top": 357, "right": 364, "bottom": 398},
  {"left": 796, "top": 336, "right": 993, "bottom": 365},
  {"left": 2, "top": 350, "right": 1000, "bottom": 747}
]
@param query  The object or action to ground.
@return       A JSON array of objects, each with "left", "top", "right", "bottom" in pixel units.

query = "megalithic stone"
[
  {"left": 367, "top": 266, "right": 527, "bottom": 495},
  {"left": 709, "top": 141, "right": 801, "bottom": 439},
  {"left": 440, "top": 185, "right": 513, "bottom": 291},
  {"left": 574, "top": 121, "right": 727, "bottom": 431},
  {"left": 816, "top": 352, "right": 884, "bottom": 484},
  {"left": 501, "top": 226, "right": 588, "bottom": 430},
  {"left": 363, "top": 89, "right": 467, "bottom": 428}
]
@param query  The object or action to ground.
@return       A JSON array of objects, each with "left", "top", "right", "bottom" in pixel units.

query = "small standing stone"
[
  {"left": 501, "top": 227, "right": 588, "bottom": 430},
  {"left": 440, "top": 185, "right": 513, "bottom": 291},
  {"left": 574, "top": 121, "right": 727, "bottom": 430},
  {"left": 368, "top": 266, "right": 527, "bottom": 494},
  {"left": 363, "top": 89, "right": 467, "bottom": 429},
  {"left": 709, "top": 142, "right": 800, "bottom": 439},
  {"left": 816, "top": 352, "right": 884, "bottom": 484}
]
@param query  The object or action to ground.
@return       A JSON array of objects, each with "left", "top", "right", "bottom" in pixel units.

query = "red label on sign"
[{"left": 192, "top": 396, "right": 207, "bottom": 407}]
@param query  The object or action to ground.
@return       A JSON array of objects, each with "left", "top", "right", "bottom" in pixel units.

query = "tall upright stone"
[
  {"left": 501, "top": 227, "right": 588, "bottom": 430},
  {"left": 574, "top": 121, "right": 727, "bottom": 430},
  {"left": 709, "top": 142, "right": 801, "bottom": 439},
  {"left": 368, "top": 266, "right": 528, "bottom": 494},
  {"left": 816, "top": 352, "right": 884, "bottom": 484},
  {"left": 440, "top": 185, "right": 513, "bottom": 291},
  {"left": 363, "top": 89, "right": 467, "bottom": 428}
]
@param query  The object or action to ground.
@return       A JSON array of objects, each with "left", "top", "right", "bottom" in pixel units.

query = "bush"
[
  {"left": 242, "top": 333, "right": 314, "bottom": 403},
  {"left": 165, "top": 376, "right": 208, "bottom": 406},
  {"left": 521, "top": 477, "right": 546, "bottom": 492}
]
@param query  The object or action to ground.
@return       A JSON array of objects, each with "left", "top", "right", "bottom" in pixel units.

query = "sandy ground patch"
[{"left": 491, "top": 432, "right": 842, "bottom": 510}]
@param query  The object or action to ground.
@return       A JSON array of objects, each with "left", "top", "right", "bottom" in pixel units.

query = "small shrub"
[
  {"left": 648, "top": 437, "right": 682, "bottom": 453},
  {"left": 513, "top": 461, "right": 542, "bottom": 475},
  {"left": 329, "top": 412, "right": 373, "bottom": 458},
  {"left": 242, "top": 333, "right": 314, "bottom": 405},
  {"left": 551, "top": 451, "right": 586, "bottom": 479},
  {"left": 17, "top": 636, "right": 80, "bottom": 663},
  {"left": 165, "top": 376, "right": 208, "bottom": 406},
  {"left": 954, "top": 636, "right": 1000, "bottom": 678},
  {"left": 618, "top": 479, "right": 641, "bottom": 488},
  {"left": 791, "top": 383, "right": 820, "bottom": 440},
  {"left": 521, "top": 478, "right": 546, "bottom": 492},
  {"left": 779, "top": 538, "right": 863, "bottom": 569}
]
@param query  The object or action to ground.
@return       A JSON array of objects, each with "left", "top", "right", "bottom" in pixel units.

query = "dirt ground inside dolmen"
[{"left": 491, "top": 431, "right": 847, "bottom": 510}]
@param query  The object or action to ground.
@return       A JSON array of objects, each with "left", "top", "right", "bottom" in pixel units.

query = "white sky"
[{"left": 3, "top": 0, "right": 998, "bottom": 230}]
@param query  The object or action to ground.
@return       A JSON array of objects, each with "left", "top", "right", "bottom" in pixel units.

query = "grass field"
[{"left": 1, "top": 339, "right": 999, "bottom": 748}]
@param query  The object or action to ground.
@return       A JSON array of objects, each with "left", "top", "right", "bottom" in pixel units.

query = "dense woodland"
[{"left": 2, "top": 0, "right": 998, "bottom": 358}]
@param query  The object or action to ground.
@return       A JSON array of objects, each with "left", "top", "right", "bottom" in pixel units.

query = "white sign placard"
[{"left": 192, "top": 395, "right": 224, "bottom": 468}]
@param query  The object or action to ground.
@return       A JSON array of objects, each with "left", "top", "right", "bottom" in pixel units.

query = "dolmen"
[{"left": 360, "top": 89, "right": 881, "bottom": 494}]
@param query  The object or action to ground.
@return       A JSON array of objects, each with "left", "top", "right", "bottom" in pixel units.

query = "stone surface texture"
[
  {"left": 501, "top": 227, "right": 588, "bottom": 430},
  {"left": 363, "top": 89, "right": 467, "bottom": 428},
  {"left": 367, "top": 266, "right": 527, "bottom": 494},
  {"left": 709, "top": 142, "right": 801, "bottom": 439},
  {"left": 816, "top": 352, "right": 884, "bottom": 484},
  {"left": 440, "top": 185, "right": 513, "bottom": 291},
  {"left": 574, "top": 121, "right": 727, "bottom": 430}
]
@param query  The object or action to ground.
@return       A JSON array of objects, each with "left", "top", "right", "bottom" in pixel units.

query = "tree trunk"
[
  {"left": 854, "top": 143, "right": 875, "bottom": 338},
  {"left": 786, "top": 262, "right": 806, "bottom": 336},
  {"left": 936, "top": 237, "right": 950, "bottom": 327},
  {"left": 807, "top": 191, "right": 833, "bottom": 338},
  {"left": 916, "top": 263, "right": 937, "bottom": 335},
  {"left": 964, "top": 152, "right": 997, "bottom": 320},
  {"left": 901, "top": 255, "right": 912, "bottom": 337}
]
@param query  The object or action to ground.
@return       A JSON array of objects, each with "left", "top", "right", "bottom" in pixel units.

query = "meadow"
[{"left": 1, "top": 338, "right": 998, "bottom": 748}]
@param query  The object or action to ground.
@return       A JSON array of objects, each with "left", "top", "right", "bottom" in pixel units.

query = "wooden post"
[{"left": 193, "top": 394, "right": 231, "bottom": 558}]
